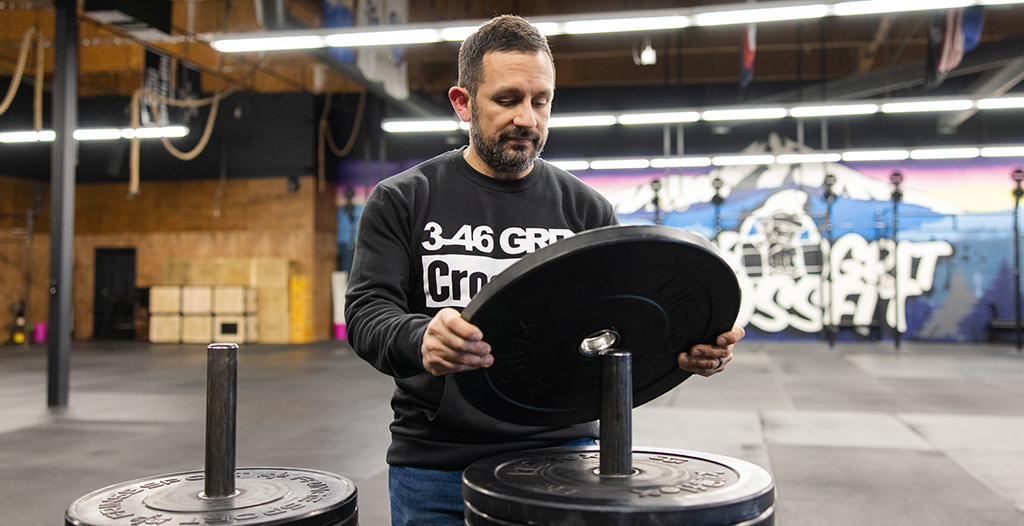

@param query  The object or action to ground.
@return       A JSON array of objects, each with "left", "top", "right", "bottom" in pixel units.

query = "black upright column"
[{"left": 48, "top": 0, "right": 78, "bottom": 408}]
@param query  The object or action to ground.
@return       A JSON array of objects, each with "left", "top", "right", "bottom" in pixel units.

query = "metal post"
[
  {"left": 23, "top": 209, "right": 34, "bottom": 348},
  {"left": 1012, "top": 170, "right": 1024, "bottom": 351},
  {"left": 600, "top": 351, "right": 632, "bottom": 477},
  {"left": 823, "top": 174, "right": 837, "bottom": 348},
  {"left": 47, "top": 0, "right": 78, "bottom": 408},
  {"left": 205, "top": 343, "right": 238, "bottom": 499},
  {"left": 890, "top": 172, "right": 903, "bottom": 350}
]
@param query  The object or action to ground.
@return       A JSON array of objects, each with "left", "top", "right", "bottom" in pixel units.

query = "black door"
[{"left": 93, "top": 248, "right": 137, "bottom": 340}]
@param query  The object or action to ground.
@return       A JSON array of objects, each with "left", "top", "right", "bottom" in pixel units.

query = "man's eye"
[{"left": 497, "top": 99, "right": 516, "bottom": 106}]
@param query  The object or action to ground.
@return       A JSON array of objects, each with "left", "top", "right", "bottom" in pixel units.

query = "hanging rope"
[
  {"left": 318, "top": 90, "right": 366, "bottom": 192},
  {"left": 127, "top": 58, "right": 259, "bottom": 198},
  {"left": 0, "top": 26, "right": 45, "bottom": 131}
]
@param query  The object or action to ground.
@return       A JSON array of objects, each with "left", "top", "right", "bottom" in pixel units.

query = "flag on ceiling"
[
  {"left": 741, "top": 23, "right": 757, "bottom": 89},
  {"left": 926, "top": 6, "right": 985, "bottom": 89}
]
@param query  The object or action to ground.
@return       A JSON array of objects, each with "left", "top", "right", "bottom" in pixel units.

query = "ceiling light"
[
  {"left": 563, "top": 15, "right": 690, "bottom": 35},
  {"left": 74, "top": 128, "right": 123, "bottom": 141},
  {"left": 381, "top": 120, "right": 460, "bottom": 133},
  {"left": 532, "top": 22, "right": 566, "bottom": 36},
  {"left": 981, "top": 146, "right": 1024, "bottom": 157},
  {"left": 639, "top": 44, "right": 657, "bottom": 65},
  {"left": 790, "top": 104, "right": 879, "bottom": 117},
  {"left": 547, "top": 160, "right": 590, "bottom": 170},
  {"left": 326, "top": 28, "right": 441, "bottom": 48},
  {"left": 212, "top": 35, "right": 325, "bottom": 53},
  {"left": 548, "top": 115, "right": 617, "bottom": 128},
  {"left": 977, "top": 96, "right": 1024, "bottom": 110},
  {"left": 694, "top": 4, "right": 828, "bottom": 26},
  {"left": 703, "top": 108, "right": 788, "bottom": 121},
  {"left": 440, "top": 26, "right": 479, "bottom": 41},
  {"left": 832, "top": 0, "right": 972, "bottom": 16},
  {"left": 618, "top": 111, "right": 700, "bottom": 125},
  {"left": 910, "top": 147, "right": 980, "bottom": 159},
  {"left": 776, "top": 153, "right": 842, "bottom": 163},
  {"left": 124, "top": 126, "right": 188, "bottom": 139},
  {"left": 0, "top": 130, "right": 55, "bottom": 143},
  {"left": 713, "top": 154, "right": 776, "bottom": 165},
  {"left": 881, "top": 100, "right": 973, "bottom": 113},
  {"left": 589, "top": 159, "right": 651, "bottom": 170},
  {"left": 841, "top": 150, "right": 910, "bottom": 161},
  {"left": 650, "top": 157, "right": 713, "bottom": 167}
]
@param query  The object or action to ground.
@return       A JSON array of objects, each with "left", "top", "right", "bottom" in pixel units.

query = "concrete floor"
[{"left": 2, "top": 338, "right": 1024, "bottom": 526}]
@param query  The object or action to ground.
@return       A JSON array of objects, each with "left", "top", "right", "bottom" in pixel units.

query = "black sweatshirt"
[{"left": 345, "top": 147, "right": 618, "bottom": 470}]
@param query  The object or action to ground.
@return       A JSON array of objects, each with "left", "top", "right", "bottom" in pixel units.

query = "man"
[{"left": 345, "top": 15, "right": 745, "bottom": 526}]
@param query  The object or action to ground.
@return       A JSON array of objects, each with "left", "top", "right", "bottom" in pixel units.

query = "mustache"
[{"left": 500, "top": 128, "right": 540, "bottom": 142}]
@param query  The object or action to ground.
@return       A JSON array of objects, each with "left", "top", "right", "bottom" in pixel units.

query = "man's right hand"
[{"left": 421, "top": 308, "right": 494, "bottom": 376}]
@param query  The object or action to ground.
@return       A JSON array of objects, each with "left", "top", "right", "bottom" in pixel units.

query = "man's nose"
[{"left": 512, "top": 102, "right": 538, "bottom": 128}]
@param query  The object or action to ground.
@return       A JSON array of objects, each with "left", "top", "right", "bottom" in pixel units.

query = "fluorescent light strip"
[
  {"left": 618, "top": 111, "right": 700, "bottom": 125},
  {"left": 548, "top": 160, "right": 590, "bottom": 170},
  {"left": 325, "top": 28, "right": 442, "bottom": 48},
  {"left": 833, "top": 0, "right": 972, "bottom": 16},
  {"left": 563, "top": 15, "right": 690, "bottom": 34},
  {"left": 694, "top": 4, "right": 828, "bottom": 26},
  {"left": 978, "top": 96, "right": 1024, "bottom": 110},
  {"left": 650, "top": 157, "right": 713, "bottom": 167},
  {"left": 703, "top": 108, "right": 787, "bottom": 121},
  {"left": 881, "top": 100, "right": 974, "bottom": 113},
  {"left": 589, "top": 158, "right": 651, "bottom": 169},
  {"left": 381, "top": 120, "right": 460, "bottom": 133},
  {"left": 776, "top": 153, "right": 842, "bottom": 163},
  {"left": 713, "top": 154, "right": 776, "bottom": 165},
  {"left": 209, "top": 0, "right": 1024, "bottom": 53},
  {"left": 790, "top": 104, "right": 878, "bottom": 117},
  {"left": 548, "top": 115, "right": 617, "bottom": 128},
  {"left": 212, "top": 35, "right": 326, "bottom": 53},
  {"left": 909, "top": 147, "right": 980, "bottom": 159},
  {"left": 981, "top": 146, "right": 1024, "bottom": 157},
  {"left": 0, "top": 127, "right": 187, "bottom": 143},
  {"left": 841, "top": 150, "right": 909, "bottom": 161}
]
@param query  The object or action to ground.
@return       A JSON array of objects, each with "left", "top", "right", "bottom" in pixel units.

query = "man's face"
[{"left": 468, "top": 50, "right": 553, "bottom": 177}]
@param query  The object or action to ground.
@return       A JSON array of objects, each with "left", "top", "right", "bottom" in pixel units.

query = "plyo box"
[
  {"left": 213, "top": 286, "right": 257, "bottom": 315},
  {"left": 149, "top": 314, "right": 181, "bottom": 343},
  {"left": 182, "top": 286, "right": 213, "bottom": 314},
  {"left": 182, "top": 315, "right": 213, "bottom": 344},
  {"left": 149, "top": 286, "right": 181, "bottom": 314},
  {"left": 290, "top": 275, "right": 313, "bottom": 343},
  {"left": 258, "top": 288, "right": 289, "bottom": 344}
]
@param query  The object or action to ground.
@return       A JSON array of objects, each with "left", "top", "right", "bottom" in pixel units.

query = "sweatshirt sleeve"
[{"left": 344, "top": 183, "right": 431, "bottom": 378}]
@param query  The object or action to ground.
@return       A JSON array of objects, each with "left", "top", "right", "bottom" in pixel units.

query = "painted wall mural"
[{"left": 337, "top": 133, "right": 1022, "bottom": 343}]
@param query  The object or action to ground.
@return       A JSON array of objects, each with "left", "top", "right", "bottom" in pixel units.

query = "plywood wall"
[
  {"left": 0, "top": 175, "right": 337, "bottom": 342},
  {"left": 0, "top": 177, "right": 50, "bottom": 337}
]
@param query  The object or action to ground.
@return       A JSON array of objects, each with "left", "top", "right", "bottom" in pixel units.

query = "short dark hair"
[{"left": 457, "top": 15, "right": 555, "bottom": 100}]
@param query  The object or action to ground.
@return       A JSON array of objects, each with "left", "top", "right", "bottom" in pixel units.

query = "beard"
[{"left": 470, "top": 112, "right": 546, "bottom": 175}]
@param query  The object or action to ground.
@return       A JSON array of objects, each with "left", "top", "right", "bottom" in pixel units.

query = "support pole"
[
  {"left": 890, "top": 172, "right": 904, "bottom": 350},
  {"left": 599, "top": 351, "right": 632, "bottom": 478},
  {"left": 205, "top": 343, "right": 238, "bottom": 499},
  {"left": 1012, "top": 170, "right": 1023, "bottom": 351},
  {"left": 48, "top": 0, "right": 78, "bottom": 408}
]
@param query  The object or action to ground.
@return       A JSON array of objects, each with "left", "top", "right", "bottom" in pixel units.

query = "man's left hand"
[{"left": 678, "top": 325, "right": 745, "bottom": 377}]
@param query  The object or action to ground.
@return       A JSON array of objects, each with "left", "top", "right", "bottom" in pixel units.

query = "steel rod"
[
  {"left": 205, "top": 343, "right": 238, "bottom": 498},
  {"left": 599, "top": 351, "right": 632, "bottom": 477},
  {"left": 1015, "top": 188, "right": 1022, "bottom": 351}
]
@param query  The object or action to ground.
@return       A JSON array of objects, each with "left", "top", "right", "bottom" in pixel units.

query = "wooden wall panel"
[
  {"left": 0, "top": 177, "right": 50, "bottom": 338},
  {"left": 313, "top": 231, "right": 338, "bottom": 342},
  {"left": 76, "top": 177, "right": 315, "bottom": 234}
]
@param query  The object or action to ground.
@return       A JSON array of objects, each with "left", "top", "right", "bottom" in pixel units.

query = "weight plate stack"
[
  {"left": 65, "top": 467, "right": 358, "bottom": 526},
  {"left": 463, "top": 447, "right": 774, "bottom": 526}
]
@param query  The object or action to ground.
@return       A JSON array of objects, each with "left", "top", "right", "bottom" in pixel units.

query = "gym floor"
[{"left": 3, "top": 339, "right": 1023, "bottom": 526}]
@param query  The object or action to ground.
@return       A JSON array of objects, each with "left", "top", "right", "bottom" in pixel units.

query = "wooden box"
[
  {"left": 182, "top": 315, "right": 213, "bottom": 344},
  {"left": 213, "top": 286, "right": 256, "bottom": 314},
  {"left": 254, "top": 258, "right": 293, "bottom": 289},
  {"left": 149, "top": 314, "right": 181, "bottom": 343},
  {"left": 218, "top": 258, "right": 255, "bottom": 286},
  {"left": 213, "top": 315, "right": 246, "bottom": 343},
  {"left": 187, "top": 260, "right": 220, "bottom": 286},
  {"left": 162, "top": 261, "right": 191, "bottom": 286},
  {"left": 245, "top": 315, "right": 259, "bottom": 343},
  {"left": 258, "top": 288, "right": 290, "bottom": 344},
  {"left": 290, "top": 275, "right": 313, "bottom": 343},
  {"left": 182, "top": 286, "right": 213, "bottom": 314},
  {"left": 149, "top": 285, "right": 181, "bottom": 314}
]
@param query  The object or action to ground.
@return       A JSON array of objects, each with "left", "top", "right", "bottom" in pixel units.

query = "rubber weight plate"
[
  {"left": 458, "top": 225, "right": 741, "bottom": 426},
  {"left": 65, "top": 468, "right": 357, "bottom": 526},
  {"left": 462, "top": 446, "right": 774, "bottom": 526}
]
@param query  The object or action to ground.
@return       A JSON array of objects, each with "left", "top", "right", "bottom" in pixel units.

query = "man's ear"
[{"left": 449, "top": 86, "right": 472, "bottom": 122}]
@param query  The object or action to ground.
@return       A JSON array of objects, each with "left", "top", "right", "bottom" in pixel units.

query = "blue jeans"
[{"left": 388, "top": 437, "right": 597, "bottom": 526}]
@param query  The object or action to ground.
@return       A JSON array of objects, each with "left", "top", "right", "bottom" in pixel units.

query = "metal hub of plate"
[
  {"left": 65, "top": 468, "right": 358, "bottom": 526},
  {"left": 458, "top": 225, "right": 741, "bottom": 426},
  {"left": 463, "top": 447, "right": 774, "bottom": 526}
]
